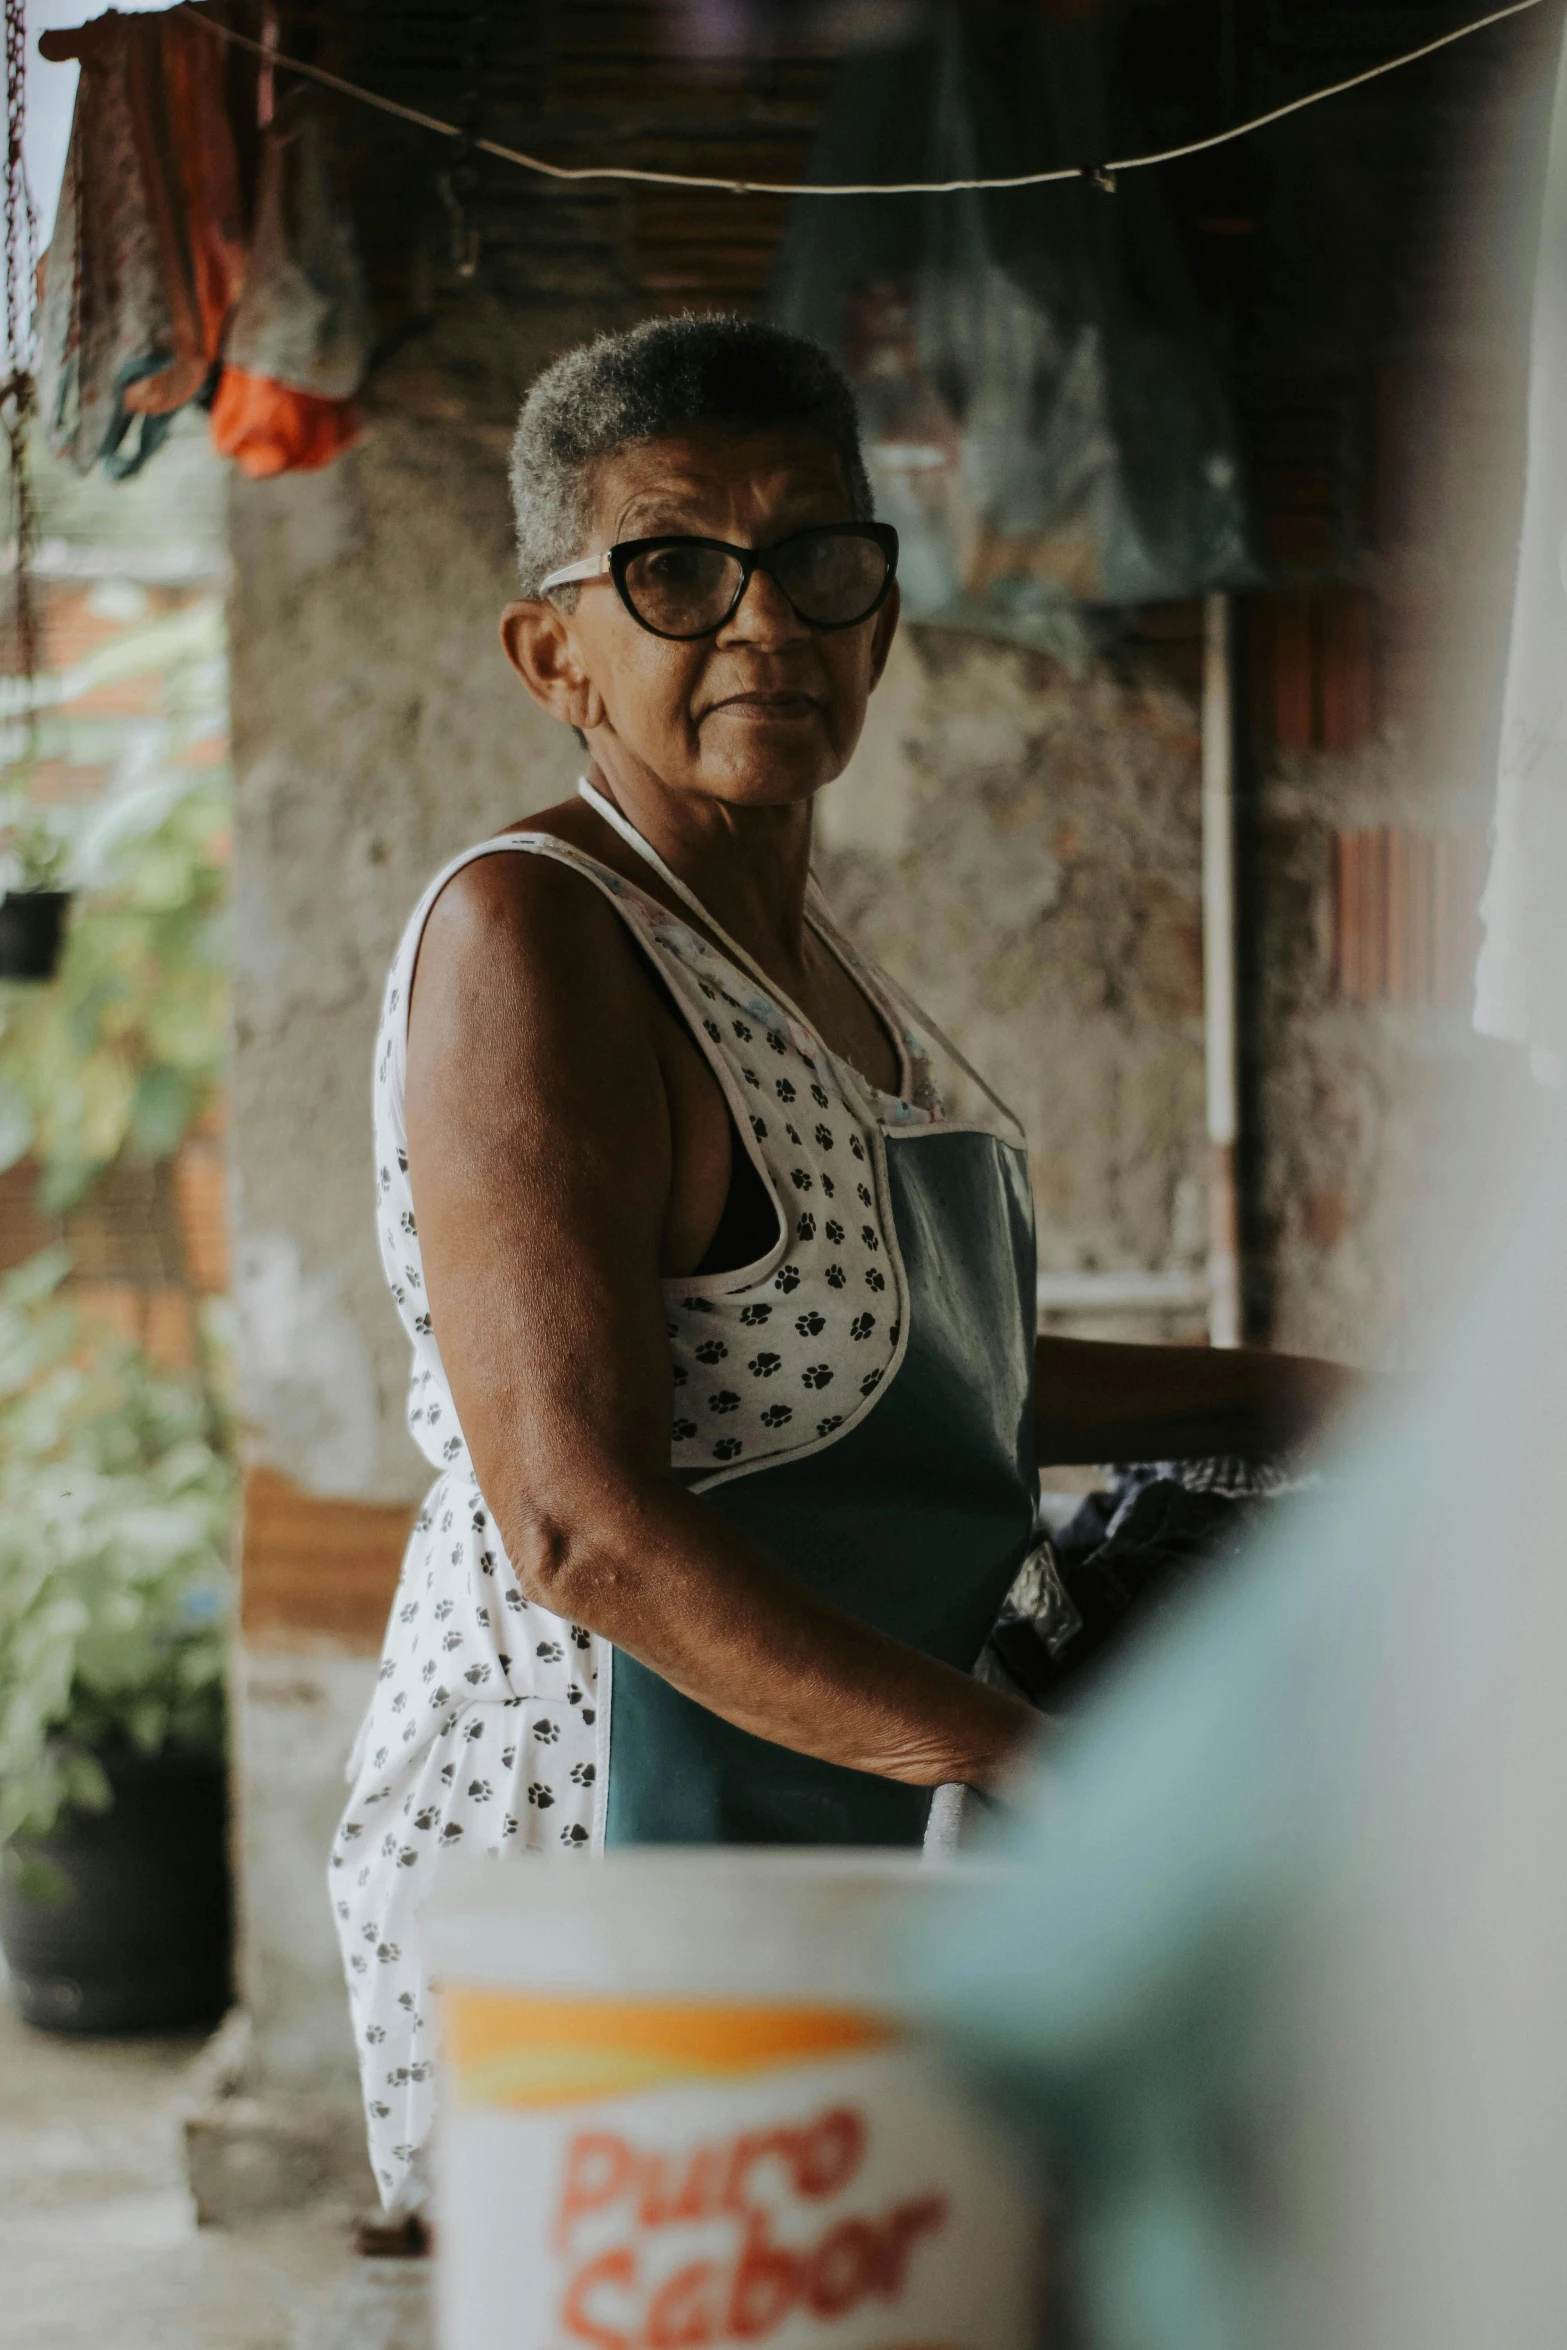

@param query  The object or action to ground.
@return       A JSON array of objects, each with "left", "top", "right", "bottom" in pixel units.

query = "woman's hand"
[{"left": 405, "top": 845, "right": 1032, "bottom": 1790}]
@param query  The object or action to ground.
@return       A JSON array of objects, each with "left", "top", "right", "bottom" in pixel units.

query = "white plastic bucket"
[{"left": 427, "top": 1850, "right": 1044, "bottom": 2350}]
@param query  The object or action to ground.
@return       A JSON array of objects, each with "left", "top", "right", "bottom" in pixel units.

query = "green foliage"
[
  {"left": 0, "top": 805, "right": 70, "bottom": 892},
  {"left": 0, "top": 1247, "right": 234, "bottom": 1852},
  {"left": 0, "top": 767, "right": 230, "bottom": 1210}
]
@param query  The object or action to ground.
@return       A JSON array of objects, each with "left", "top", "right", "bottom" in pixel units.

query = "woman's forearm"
[
  {"left": 500, "top": 1473, "right": 1034, "bottom": 1790},
  {"left": 1036, "top": 1334, "right": 1359, "bottom": 1466}
]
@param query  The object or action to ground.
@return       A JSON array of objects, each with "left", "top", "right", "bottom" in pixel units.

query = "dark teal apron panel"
[{"left": 606, "top": 1128, "right": 1038, "bottom": 1848}]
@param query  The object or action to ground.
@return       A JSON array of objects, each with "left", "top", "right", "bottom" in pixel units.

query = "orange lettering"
[
  {"left": 557, "top": 2133, "right": 635, "bottom": 2254},
  {"left": 726, "top": 2208, "right": 802, "bottom": 2340},
  {"left": 644, "top": 2259, "right": 719, "bottom": 2350},
  {"left": 875, "top": 2194, "right": 948, "bottom": 2297},
  {"left": 640, "top": 2144, "right": 725, "bottom": 2229},
  {"left": 792, "top": 2107, "right": 865, "bottom": 2201},
  {"left": 805, "top": 2218, "right": 881, "bottom": 2319},
  {"left": 562, "top": 2247, "right": 638, "bottom": 2350},
  {"left": 721, "top": 2129, "right": 788, "bottom": 2214}
]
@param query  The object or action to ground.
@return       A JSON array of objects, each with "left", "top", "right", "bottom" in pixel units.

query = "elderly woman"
[{"left": 332, "top": 313, "right": 1348, "bottom": 2211}]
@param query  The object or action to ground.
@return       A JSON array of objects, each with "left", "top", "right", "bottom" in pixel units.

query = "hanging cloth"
[
  {"left": 207, "top": 98, "right": 372, "bottom": 479},
  {"left": 1474, "top": 22, "right": 1567, "bottom": 1081},
  {"left": 35, "top": 10, "right": 246, "bottom": 479},
  {"left": 768, "top": 11, "right": 1253, "bottom": 658}
]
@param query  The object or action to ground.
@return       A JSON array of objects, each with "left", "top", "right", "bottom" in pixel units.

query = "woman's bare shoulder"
[{"left": 410, "top": 820, "right": 649, "bottom": 1031}]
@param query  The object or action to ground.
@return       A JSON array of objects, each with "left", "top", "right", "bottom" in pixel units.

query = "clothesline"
[{"left": 177, "top": 0, "right": 1545, "bottom": 198}]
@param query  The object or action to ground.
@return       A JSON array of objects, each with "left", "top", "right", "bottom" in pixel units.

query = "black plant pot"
[
  {"left": 0, "top": 1745, "right": 232, "bottom": 2033},
  {"left": 0, "top": 889, "right": 71, "bottom": 980}
]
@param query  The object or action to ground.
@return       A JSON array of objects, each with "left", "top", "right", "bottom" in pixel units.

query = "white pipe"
[
  {"left": 1203, "top": 591, "right": 1243, "bottom": 1348},
  {"left": 1037, "top": 1269, "right": 1211, "bottom": 1315}
]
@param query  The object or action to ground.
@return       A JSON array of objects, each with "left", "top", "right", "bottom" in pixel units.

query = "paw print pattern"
[
  {"left": 350, "top": 814, "right": 974, "bottom": 2214},
  {"left": 621, "top": 875, "right": 928, "bottom": 1476}
]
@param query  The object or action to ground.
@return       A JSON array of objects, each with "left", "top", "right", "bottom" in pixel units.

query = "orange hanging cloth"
[{"left": 208, "top": 97, "right": 373, "bottom": 479}]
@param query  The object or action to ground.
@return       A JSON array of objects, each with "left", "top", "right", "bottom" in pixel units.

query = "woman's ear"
[
  {"left": 867, "top": 582, "right": 900, "bottom": 692},
  {"left": 500, "top": 601, "right": 604, "bottom": 733}
]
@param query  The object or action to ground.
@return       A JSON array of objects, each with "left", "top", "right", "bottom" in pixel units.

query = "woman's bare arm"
[
  {"left": 1035, "top": 1333, "right": 1360, "bottom": 1467},
  {"left": 405, "top": 853, "right": 1033, "bottom": 1790}
]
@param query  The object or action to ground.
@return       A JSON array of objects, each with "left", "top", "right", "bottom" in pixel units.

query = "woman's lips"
[{"left": 704, "top": 691, "right": 821, "bottom": 720}]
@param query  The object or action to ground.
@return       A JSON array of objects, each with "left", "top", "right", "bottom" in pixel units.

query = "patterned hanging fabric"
[{"left": 35, "top": 10, "right": 246, "bottom": 479}]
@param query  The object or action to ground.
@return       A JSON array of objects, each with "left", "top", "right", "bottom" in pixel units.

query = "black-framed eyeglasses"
[{"left": 539, "top": 522, "right": 899, "bottom": 642}]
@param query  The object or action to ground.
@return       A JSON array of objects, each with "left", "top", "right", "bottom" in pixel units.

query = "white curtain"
[{"left": 1476, "top": 22, "right": 1567, "bottom": 1083}]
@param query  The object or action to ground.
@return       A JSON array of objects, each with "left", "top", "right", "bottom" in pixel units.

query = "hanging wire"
[
  {"left": 1, "top": 0, "right": 37, "bottom": 699},
  {"left": 179, "top": 0, "right": 1547, "bottom": 199},
  {"left": 434, "top": 4, "right": 489, "bottom": 278}
]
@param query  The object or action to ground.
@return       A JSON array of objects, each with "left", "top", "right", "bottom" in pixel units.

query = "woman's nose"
[{"left": 719, "top": 562, "right": 809, "bottom": 646}]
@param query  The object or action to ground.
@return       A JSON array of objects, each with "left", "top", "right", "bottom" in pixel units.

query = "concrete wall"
[
  {"left": 1251, "top": 753, "right": 1544, "bottom": 1371},
  {"left": 230, "top": 407, "right": 582, "bottom": 1509},
  {"left": 818, "top": 622, "right": 1210, "bottom": 1344}
]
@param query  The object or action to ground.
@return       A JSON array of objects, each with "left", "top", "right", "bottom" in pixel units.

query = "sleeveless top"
[{"left": 330, "top": 784, "right": 1039, "bottom": 2212}]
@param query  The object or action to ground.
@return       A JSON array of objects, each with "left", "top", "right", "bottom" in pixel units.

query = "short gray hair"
[{"left": 508, "top": 313, "right": 874, "bottom": 598}]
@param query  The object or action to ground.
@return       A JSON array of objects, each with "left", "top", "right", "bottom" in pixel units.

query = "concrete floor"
[{"left": 0, "top": 1975, "right": 430, "bottom": 2350}]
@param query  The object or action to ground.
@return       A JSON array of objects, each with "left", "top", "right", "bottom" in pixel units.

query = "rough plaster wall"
[
  {"left": 229, "top": 409, "right": 581, "bottom": 1505},
  {"left": 818, "top": 623, "right": 1211, "bottom": 1341},
  {"left": 1251, "top": 290, "right": 1543, "bottom": 1368},
  {"left": 1253, "top": 755, "right": 1544, "bottom": 1369},
  {"left": 236, "top": 1649, "right": 379, "bottom": 2100}
]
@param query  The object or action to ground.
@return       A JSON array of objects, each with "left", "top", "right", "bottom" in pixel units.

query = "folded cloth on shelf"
[
  {"left": 985, "top": 1457, "right": 1312, "bottom": 1713},
  {"left": 924, "top": 1460, "right": 1310, "bottom": 1857}
]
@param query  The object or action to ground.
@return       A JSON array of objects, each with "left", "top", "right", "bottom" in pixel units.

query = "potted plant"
[
  {"left": 0, "top": 1246, "right": 236, "bottom": 2031},
  {"left": 0, "top": 808, "right": 73, "bottom": 983}
]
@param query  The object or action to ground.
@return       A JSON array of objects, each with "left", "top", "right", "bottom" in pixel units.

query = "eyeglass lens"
[{"left": 619, "top": 530, "right": 889, "bottom": 637}]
